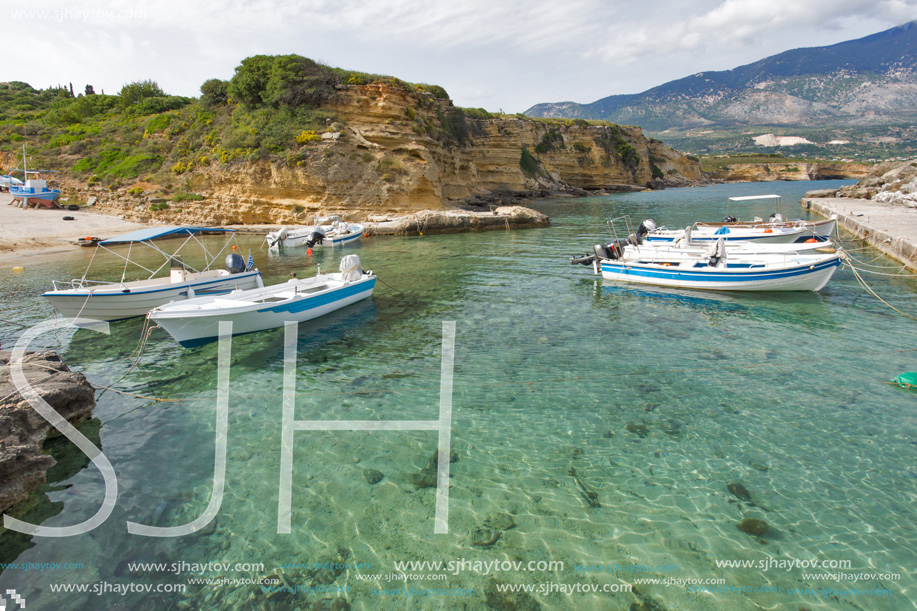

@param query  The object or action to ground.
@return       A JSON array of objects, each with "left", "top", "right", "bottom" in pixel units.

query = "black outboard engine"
[
  {"left": 637, "top": 219, "right": 656, "bottom": 239},
  {"left": 594, "top": 241, "right": 625, "bottom": 260},
  {"left": 305, "top": 228, "right": 326, "bottom": 248},
  {"left": 225, "top": 253, "right": 246, "bottom": 274},
  {"left": 723, "top": 215, "right": 737, "bottom": 223}
]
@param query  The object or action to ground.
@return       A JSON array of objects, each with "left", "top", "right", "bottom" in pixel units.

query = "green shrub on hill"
[{"left": 1, "top": 54, "right": 596, "bottom": 191}]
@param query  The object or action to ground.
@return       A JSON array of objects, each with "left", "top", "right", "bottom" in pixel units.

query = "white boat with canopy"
[
  {"left": 150, "top": 255, "right": 375, "bottom": 347},
  {"left": 694, "top": 194, "right": 837, "bottom": 238},
  {"left": 43, "top": 226, "right": 263, "bottom": 324}
]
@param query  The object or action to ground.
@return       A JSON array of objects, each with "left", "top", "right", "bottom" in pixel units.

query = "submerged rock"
[
  {"left": 485, "top": 579, "right": 542, "bottom": 611},
  {"left": 737, "top": 518, "right": 769, "bottom": 537},
  {"left": 658, "top": 419, "right": 686, "bottom": 436},
  {"left": 630, "top": 595, "right": 669, "bottom": 611},
  {"left": 410, "top": 471, "right": 437, "bottom": 489},
  {"left": 471, "top": 527, "right": 501, "bottom": 547},
  {"left": 484, "top": 513, "right": 516, "bottom": 531},
  {"left": 625, "top": 421, "right": 649, "bottom": 438},
  {"left": 727, "top": 482, "right": 752, "bottom": 502},
  {"left": 363, "top": 468, "right": 384, "bottom": 485},
  {"left": 569, "top": 467, "right": 601, "bottom": 508}
]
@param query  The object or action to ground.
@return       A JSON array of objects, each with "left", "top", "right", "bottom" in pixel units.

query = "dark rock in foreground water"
[
  {"left": 0, "top": 351, "right": 96, "bottom": 513},
  {"left": 737, "top": 518, "right": 769, "bottom": 537},
  {"left": 363, "top": 468, "right": 384, "bottom": 485},
  {"left": 727, "top": 482, "right": 752, "bottom": 502}
]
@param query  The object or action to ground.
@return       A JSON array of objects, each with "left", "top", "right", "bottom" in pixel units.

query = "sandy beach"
[{"left": 0, "top": 193, "right": 144, "bottom": 262}]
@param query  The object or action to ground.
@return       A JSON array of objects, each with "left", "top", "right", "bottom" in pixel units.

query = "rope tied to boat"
[
  {"left": 841, "top": 252, "right": 917, "bottom": 321},
  {"left": 95, "top": 314, "right": 156, "bottom": 401}
]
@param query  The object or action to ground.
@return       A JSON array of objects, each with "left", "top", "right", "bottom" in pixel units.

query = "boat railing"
[
  {"left": 605, "top": 215, "right": 635, "bottom": 242},
  {"left": 51, "top": 278, "right": 120, "bottom": 291},
  {"left": 606, "top": 215, "right": 649, "bottom": 252}
]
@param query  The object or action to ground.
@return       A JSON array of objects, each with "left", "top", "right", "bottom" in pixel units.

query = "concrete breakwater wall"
[{"left": 802, "top": 197, "right": 917, "bottom": 270}]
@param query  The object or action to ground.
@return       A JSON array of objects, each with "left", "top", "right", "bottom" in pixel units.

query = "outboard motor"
[
  {"left": 340, "top": 254, "right": 363, "bottom": 282},
  {"left": 637, "top": 219, "right": 657, "bottom": 238},
  {"left": 306, "top": 228, "right": 326, "bottom": 248},
  {"left": 266, "top": 226, "right": 288, "bottom": 248},
  {"left": 723, "top": 215, "right": 737, "bottom": 223},
  {"left": 706, "top": 237, "right": 727, "bottom": 268},
  {"left": 225, "top": 253, "right": 246, "bottom": 274},
  {"left": 595, "top": 241, "right": 625, "bottom": 260}
]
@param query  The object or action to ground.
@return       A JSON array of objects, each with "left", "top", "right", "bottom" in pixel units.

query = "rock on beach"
[{"left": 0, "top": 351, "right": 96, "bottom": 513}]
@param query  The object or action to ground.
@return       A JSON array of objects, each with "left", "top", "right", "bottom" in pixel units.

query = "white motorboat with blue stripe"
[
  {"left": 643, "top": 219, "right": 809, "bottom": 244},
  {"left": 150, "top": 255, "right": 375, "bottom": 347},
  {"left": 571, "top": 218, "right": 842, "bottom": 292},
  {"left": 266, "top": 217, "right": 364, "bottom": 250},
  {"left": 43, "top": 227, "right": 262, "bottom": 324}
]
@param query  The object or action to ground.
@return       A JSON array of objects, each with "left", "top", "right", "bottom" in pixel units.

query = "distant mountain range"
[{"left": 525, "top": 22, "right": 917, "bottom": 134}]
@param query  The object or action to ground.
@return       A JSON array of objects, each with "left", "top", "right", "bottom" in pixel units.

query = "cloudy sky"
[{"left": 6, "top": 0, "right": 917, "bottom": 113}]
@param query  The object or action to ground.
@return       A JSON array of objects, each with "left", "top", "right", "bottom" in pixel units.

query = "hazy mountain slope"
[{"left": 526, "top": 22, "right": 917, "bottom": 131}]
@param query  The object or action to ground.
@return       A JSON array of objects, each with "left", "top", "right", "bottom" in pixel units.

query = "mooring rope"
[{"left": 843, "top": 255, "right": 917, "bottom": 321}]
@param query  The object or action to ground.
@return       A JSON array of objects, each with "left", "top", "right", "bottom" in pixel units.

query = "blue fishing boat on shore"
[
  {"left": 9, "top": 169, "right": 61, "bottom": 208},
  {"left": 8, "top": 145, "right": 61, "bottom": 208}
]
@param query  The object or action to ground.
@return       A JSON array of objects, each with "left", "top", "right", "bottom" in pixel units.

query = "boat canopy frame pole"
[
  {"left": 726, "top": 194, "right": 783, "bottom": 219},
  {"left": 606, "top": 215, "right": 642, "bottom": 252},
  {"left": 143, "top": 235, "right": 208, "bottom": 278},
  {"left": 185, "top": 231, "right": 240, "bottom": 273},
  {"left": 79, "top": 244, "right": 99, "bottom": 284},
  {"left": 121, "top": 242, "right": 133, "bottom": 284},
  {"left": 71, "top": 230, "right": 243, "bottom": 287}
]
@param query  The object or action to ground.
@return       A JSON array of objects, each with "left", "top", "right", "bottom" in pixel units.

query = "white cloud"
[
  {"left": 591, "top": 0, "right": 917, "bottom": 65},
  {"left": 6, "top": 0, "right": 917, "bottom": 111}
]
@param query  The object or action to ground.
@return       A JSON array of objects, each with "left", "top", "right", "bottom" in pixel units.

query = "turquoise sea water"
[{"left": 1, "top": 180, "right": 916, "bottom": 610}]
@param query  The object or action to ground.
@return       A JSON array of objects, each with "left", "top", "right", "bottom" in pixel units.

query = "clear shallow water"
[{"left": 1, "top": 180, "right": 916, "bottom": 610}]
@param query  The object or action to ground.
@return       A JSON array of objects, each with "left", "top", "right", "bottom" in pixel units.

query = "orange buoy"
[
  {"left": 307, "top": 248, "right": 313, "bottom": 256},
  {"left": 232, "top": 245, "right": 237, "bottom": 251},
  {"left": 805, "top": 238, "right": 818, "bottom": 243}
]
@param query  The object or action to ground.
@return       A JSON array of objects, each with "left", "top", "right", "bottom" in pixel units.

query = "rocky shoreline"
[
  {"left": 363, "top": 205, "right": 549, "bottom": 236},
  {"left": 0, "top": 351, "right": 96, "bottom": 514}
]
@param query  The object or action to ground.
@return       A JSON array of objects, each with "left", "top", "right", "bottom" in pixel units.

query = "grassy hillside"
[{"left": 0, "top": 55, "right": 479, "bottom": 195}]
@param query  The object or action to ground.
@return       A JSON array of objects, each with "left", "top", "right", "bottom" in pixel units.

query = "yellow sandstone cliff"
[{"left": 90, "top": 83, "right": 704, "bottom": 225}]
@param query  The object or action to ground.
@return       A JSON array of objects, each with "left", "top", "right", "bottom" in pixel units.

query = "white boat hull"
[
  {"left": 151, "top": 274, "right": 376, "bottom": 347},
  {"left": 646, "top": 225, "right": 807, "bottom": 244},
  {"left": 267, "top": 224, "right": 364, "bottom": 249},
  {"left": 695, "top": 217, "right": 836, "bottom": 239},
  {"left": 42, "top": 270, "right": 263, "bottom": 323},
  {"left": 599, "top": 255, "right": 841, "bottom": 292}
]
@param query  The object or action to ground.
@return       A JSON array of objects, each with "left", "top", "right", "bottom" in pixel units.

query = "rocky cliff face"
[
  {"left": 833, "top": 159, "right": 917, "bottom": 206},
  {"left": 708, "top": 162, "right": 872, "bottom": 183},
  {"left": 89, "top": 83, "right": 704, "bottom": 225}
]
